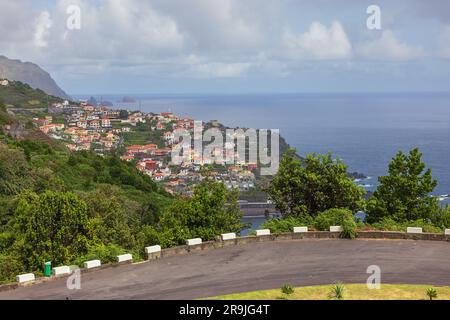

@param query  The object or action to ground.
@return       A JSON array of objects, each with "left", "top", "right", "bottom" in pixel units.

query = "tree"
[
  {"left": 268, "top": 149, "right": 364, "bottom": 217},
  {"left": 366, "top": 148, "right": 439, "bottom": 223},
  {"left": 158, "top": 178, "right": 245, "bottom": 244},
  {"left": 14, "top": 191, "right": 92, "bottom": 270}
]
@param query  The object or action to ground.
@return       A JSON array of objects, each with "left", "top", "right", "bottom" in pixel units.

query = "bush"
[
  {"left": 426, "top": 288, "right": 438, "bottom": 301},
  {"left": 372, "top": 217, "right": 442, "bottom": 233},
  {"left": 0, "top": 254, "right": 24, "bottom": 284},
  {"left": 281, "top": 284, "right": 295, "bottom": 295},
  {"left": 260, "top": 215, "right": 314, "bottom": 233},
  {"left": 329, "top": 283, "right": 345, "bottom": 300},
  {"left": 315, "top": 208, "right": 357, "bottom": 239},
  {"left": 73, "top": 244, "right": 126, "bottom": 266}
]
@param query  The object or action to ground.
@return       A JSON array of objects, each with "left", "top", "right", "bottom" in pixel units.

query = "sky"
[{"left": 1, "top": 0, "right": 450, "bottom": 94}]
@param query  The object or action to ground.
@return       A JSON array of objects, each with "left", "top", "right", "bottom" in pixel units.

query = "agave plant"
[
  {"left": 426, "top": 288, "right": 438, "bottom": 301},
  {"left": 329, "top": 283, "right": 346, "bottom": 300},
  {"left": 281, "top": 284, "right": 295, "bottom": 295}
]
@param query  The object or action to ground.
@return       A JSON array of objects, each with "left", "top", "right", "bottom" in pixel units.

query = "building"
[{"left": 0, "top": 79, "right": 9, "bottom": 86}]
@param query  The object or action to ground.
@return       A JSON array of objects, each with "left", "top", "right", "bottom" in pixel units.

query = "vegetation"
[
  {"left": 0, "top": 133, "right": 243, "bottom": 283},
  {"left": 281, "top": 284, "right": 295, "bottom": 295},
  {"left": 268, "top": 149, "right": 365, "bottom": 217},
  {"left": 426, "top": 287, "right": 438, "bottom": 301},
  {"left": 262, "top": 147, "right": 449, "bottom": 238},
  {"left": 209, "top": 284, "right": 450, "bottom": 300},
  {"left": 366, "top": 148, "right": 439, "bottom": 223},
  {"left": 0, "top": 81, "right": 63, "bottom": 109},
  {"left": 329, "top": 283, "right": 346, "bottom": 300}
]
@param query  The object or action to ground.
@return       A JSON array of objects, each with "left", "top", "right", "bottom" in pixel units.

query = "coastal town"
[{"left": 34, "top": 100, "right": 257, "bottom": 195}]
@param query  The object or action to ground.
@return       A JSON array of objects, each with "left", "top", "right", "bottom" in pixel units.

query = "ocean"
[{"left": 76, "top": 92, "right": 450, "bottom": 200}]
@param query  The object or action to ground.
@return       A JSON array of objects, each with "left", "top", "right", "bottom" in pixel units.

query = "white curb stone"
[
  {"left": 407, "top": 227, "right": 423, "bottom": 234},
  {"left": 84, "top": 260, "right": 101, "bottom": 269},
  {"left": 330, "top": 226, "right": 342, "bottom": 232},
  {"left": 117, "top": 254, "right": 133, "bottom": 263},
  {"left": 221, "top": 233, "right": 236, "bottom": 241},
  {"left": 256, "top": 229, "right": 270, "bottom": 236},
  {"left": 52, "top": 266, "right": 71, "bottom": 276},
  {"left": 293, "top": 227, "right": 308, "bottom": 233},
  {"left": 16, "top": 273, "right": 35, "bottom": 284},
  {"left": 445, "top": 229, "right": 450, "bottom": 236},
  {"left": 145, "top": 245, "right": 162, "bottom": 254},
  {"left": 186, "top": 238, "right": 202, "bottom": 246}
]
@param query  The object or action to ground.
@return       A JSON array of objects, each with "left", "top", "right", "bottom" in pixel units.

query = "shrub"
[
  {"left": 261, "top": 215, "right": 314, "bottom": 233},
  {"left": 372, "top": 217, "right": 442, "bottom": 233},
  {"left": 315, "top": 208, "right": 357, "bottom": 238},
  {"left": 73, "top": 244, "right": 126, "bottom": 266},
  {"left": 426, "top": 288, "right": 438, "bottom": 301},
  {"left": 0, "top": 254, "right": 24, "bottom": 284},
  {"left": 329, "top": 283, "right": 345, "bottom": 300},
  {"left": 281, "top": 284, "right": 295, "bottom": 295}
]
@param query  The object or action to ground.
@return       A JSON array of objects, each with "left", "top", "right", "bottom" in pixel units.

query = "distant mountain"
[{"left": 0, "top": 55, "right": 71, "bottom": 100}]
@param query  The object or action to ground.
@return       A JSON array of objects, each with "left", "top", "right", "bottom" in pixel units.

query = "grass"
[{"left": 208, "top": 284, "right": 450, "bottom": 300}]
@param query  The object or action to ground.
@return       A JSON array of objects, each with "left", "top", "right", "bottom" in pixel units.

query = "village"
[{"left": 34, "top": 100, "right": 257, "bottom": 195}]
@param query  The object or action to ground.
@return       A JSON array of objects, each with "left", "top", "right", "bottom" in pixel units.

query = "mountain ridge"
[{"left": 0, "top": 55, "right": 71, "bottom": 101}]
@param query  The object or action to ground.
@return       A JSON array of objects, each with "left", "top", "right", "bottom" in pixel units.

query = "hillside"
[
  {"left": 0, "top": 55, "right": 71, "bottom": 100},
  {"left": 0, "top": 80, "right": 63, "bottom": 110}
]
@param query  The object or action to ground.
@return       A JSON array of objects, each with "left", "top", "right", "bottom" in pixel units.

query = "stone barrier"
[
  {"left": 445, "top": 229, "right": 450, "bottom": 236},
  {"left": 84, "top": 260, "right": 101, "bottom": 269},
  {"left": 117, "top": 254, "right": 133, "bottom": 263},
  {"left": 256, "top": 229, "right": 270, "bottom": 236},
  {"left": 52, "top": 266, "right": 72, "bottom": 277},
  {"left": 186, "top": 238, "right": 202, "bottom": 246},
  {"left": 330, "top": 226, "right": 342, "bottom": 232},
  {"left": 407, "top": 227, "right": 423, "bottom": 234},
  {"left": 145, "top": 245, "right": 162, "bottom": 260},
  {"left": 16, "top": 273, "right": 35, "bottom": 284},
  {"left": 221, "top": 233, "right": 237, "bottom": 241},
  {"left": 293, "top": 227, "right": 308, "bottom": 233}
]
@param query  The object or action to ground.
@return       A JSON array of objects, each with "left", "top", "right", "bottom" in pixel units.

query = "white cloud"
[
  {"left": 357, "top": 30, "right": 424, "bottom": 61},
  {"left": 283, "top": 21, "right": 352, "bottom": 60}
]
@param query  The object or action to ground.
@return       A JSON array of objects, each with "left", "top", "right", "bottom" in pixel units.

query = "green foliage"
[
  {"left": 281, "top": 284, "right": 295, "bottom": 295},
  {"left": 0, "top": 253, "right": 24, "bottom": 284},
  {"left": 268, "top": 149, "right": 364, "bottom": 217},
  {"left": 329, "top": 283, "right": 346, "bottom": 300},
  {"left": 0, "top": 80, "right": 62, "bottom": 109},
  {"left": 315, "top": 208, "right": 357, "bottom": 239},
  {"left": 149, "top": 179, "right": 245, "bottom": 246},
  {"left": 426, "top": 287, "right": 438, "bottom": 301},
  {"left": 366, "top": 148, "right": 439, "bottom": 223},
  {"left": 73, "top": 243, "right": 126, "bottom": 266},
  {"left": 260, "top": 215, "right": 314, "bottom": 233},
  {"left": 371, "top": 217, "right": 442, "bottom": 233},
  {"left": 14, "top": 191, "right": 92, "bottom": 270}
]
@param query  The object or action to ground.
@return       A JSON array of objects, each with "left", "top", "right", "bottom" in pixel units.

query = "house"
[
  {"left": 101, "top": 117, "right": 111, "bottom": 128},
  {"left": 163, "top": 131, "right": 175, "bottom": 144},
  {"left": 0, "top": 79, "right": 9, "bottom": 86}
]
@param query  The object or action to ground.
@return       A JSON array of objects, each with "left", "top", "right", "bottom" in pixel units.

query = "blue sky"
[{"left": 2, "top": 0, "right": 450, "bottom": 94}]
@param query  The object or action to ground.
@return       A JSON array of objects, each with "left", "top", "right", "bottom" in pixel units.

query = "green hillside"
[{"left": 0, "top": 80, "right": 63, "bottom": 109}]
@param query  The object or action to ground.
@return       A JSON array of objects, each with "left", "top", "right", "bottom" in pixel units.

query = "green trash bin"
[{"left": 44, "top": 261, "right": 52, "bottom": 277}]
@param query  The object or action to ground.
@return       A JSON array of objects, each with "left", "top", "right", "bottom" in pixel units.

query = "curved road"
[{"left": 2, "top": 238, "right": 450, "bottom": 300}]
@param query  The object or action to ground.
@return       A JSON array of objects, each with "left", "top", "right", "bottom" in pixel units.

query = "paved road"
[{"left": 2, "top": 239, "right": 450, "bottom": 300}]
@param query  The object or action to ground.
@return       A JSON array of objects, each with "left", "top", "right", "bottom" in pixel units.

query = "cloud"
[
  {"left": 283, "top": 21, "right": 352, "bottom": 60},
  {"left": 357, "top": 30, "right": 424, "bottom": 61}
]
